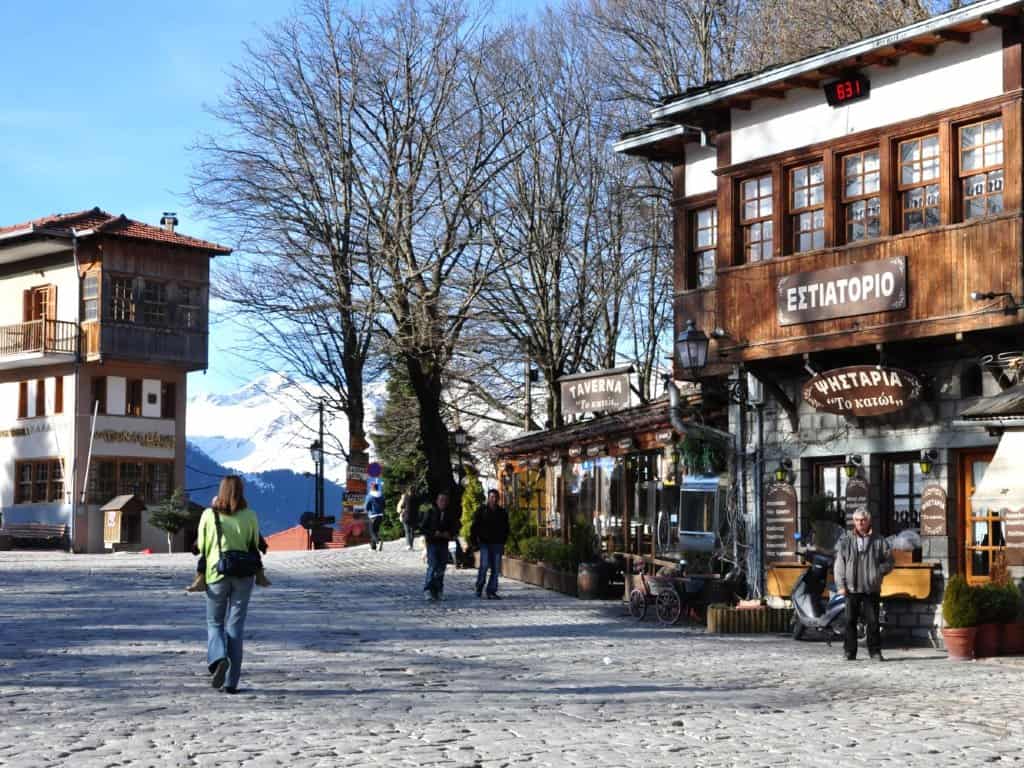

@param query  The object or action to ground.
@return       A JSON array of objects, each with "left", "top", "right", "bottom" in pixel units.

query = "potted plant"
[
  {"left": 941, "top": 575, "right": 978, "bottom": 661},
  {"left": 1003, "top": 583, "right": 1024, "bottom": 655},
  {"left": 974, "top": 583, "right": 1004, "bottom": 657}
]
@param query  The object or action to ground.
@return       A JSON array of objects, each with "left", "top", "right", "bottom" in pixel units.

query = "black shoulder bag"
[{"left": 213, "top": 509, "right": 262, "bottom": 579}]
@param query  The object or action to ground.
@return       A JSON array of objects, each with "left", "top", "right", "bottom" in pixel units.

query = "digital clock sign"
[{"left": 824, "top": 74, "right": 870, "bottom": 107}]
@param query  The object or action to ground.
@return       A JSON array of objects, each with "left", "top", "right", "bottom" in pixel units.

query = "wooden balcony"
[
  {"left": 686, "top": 214, "right": 1024, "bottom": 363},
  {"left": 89, "top": 322, "right": 208, "bottom": 370},
  {"left": 0, "top": 319, "right": 78, "bottom": 370}
]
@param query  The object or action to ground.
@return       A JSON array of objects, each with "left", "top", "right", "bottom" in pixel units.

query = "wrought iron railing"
[{"left": 0, "top": 319, "right": 78, "bottom": 358}]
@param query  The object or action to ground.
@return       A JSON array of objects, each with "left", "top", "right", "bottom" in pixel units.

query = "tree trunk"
[
  {"left": 167, "top": 532, "right": 173, "bottom": 554},
  {"left": 404, "top": 356, "right": 453, "bottom": 499}
]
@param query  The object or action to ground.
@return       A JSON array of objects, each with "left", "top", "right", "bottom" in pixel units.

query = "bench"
[{"left": 1, "top": 523, "right": 69, "bottom": 549}]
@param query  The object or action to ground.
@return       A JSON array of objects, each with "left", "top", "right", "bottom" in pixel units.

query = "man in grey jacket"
[{"left": 833, "top": 507, "right": 893, "bottom": 661}]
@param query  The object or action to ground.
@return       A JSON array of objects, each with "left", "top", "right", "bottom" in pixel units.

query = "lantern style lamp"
[
  {"left": 675, "top": 320, "right": 709, "bottom": 376},
  {"left": 309, "top": 440, "right": 322, "bottom": 465},
  {"left": 919, "top": 449, "right": 937, "bottom": 476},
  {"left": 844, "top": 454, "right": 862, "bottom": 479},
  {"left": 774, "top": 459, "right": 793, "bottom": 484}
]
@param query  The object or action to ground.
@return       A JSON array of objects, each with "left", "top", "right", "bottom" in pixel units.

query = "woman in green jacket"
[{"left": 197, "top": 475, "right": 261, "bottom": 693}]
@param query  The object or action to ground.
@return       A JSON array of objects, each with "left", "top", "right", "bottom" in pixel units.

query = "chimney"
[{"left": 160, "top": 212, "right": 179, "bottom": 233}]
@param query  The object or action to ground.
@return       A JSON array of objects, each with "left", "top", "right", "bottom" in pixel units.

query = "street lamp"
[
  {"left": 309, "top": 439, "right": 323, "bottom": 521},
  {"left": 774, "top": 459, "right": 793, "bottom": 484},
  {"left": 675, "top": 319, "right": 710, "bottom": 377},
  {"left": 844, "top": 454, "right": 863, "bottom": 479},
  {"left": 453, "top": 426, "right": 467, "bottom": 489},
  {"left": 919, "top": 449, "right": 937, "bottom": 476}
]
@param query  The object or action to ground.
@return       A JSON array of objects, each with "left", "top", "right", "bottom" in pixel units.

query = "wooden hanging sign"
[
  {"left": 920, "top": 483, "right": 947, "bottom": 537},
  {"left": 803, "top": 365, "right": 921, "bottom": 417}
]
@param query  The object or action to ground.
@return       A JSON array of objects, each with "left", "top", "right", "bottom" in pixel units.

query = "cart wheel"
[
  {"left": 628, "top": 589, "right": 647, "bottom": 620},
  {"left": 791, "top": 616, "right": 805, "bottom": 641},
  {"left": 656, "top": 590, "right": 682, "bottom": 625}
]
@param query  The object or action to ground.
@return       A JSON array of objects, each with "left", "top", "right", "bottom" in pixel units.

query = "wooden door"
[{"left": 960, "top": 449, "right": 1000, "bottom": 584}]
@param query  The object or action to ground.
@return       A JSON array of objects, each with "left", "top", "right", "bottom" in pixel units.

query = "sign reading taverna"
[
  {"left": 559, "top": 366, "right": 632, "bottom": 417},
  {"left": 777, "top": 256, "right": 906, "bottom": 326}
]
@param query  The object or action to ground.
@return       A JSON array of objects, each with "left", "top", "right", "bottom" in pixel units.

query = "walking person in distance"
[
  {"left": 365, "top": 479, "right": 386, "bottom": 551},
  {"left": 398, "top": 487, "right": 418, "bottom": 551},
  {"left": 833, "top": 507, "right": 894, "bottom": 662},
  {"left": 471, "top": 489, "right": 509, "bottom": 599},
  {"left": 197, "top": 475, "right": 262, "bottom": 693},
  {"left": 421, "top": 491, "right": 459, "bottom": 601}
]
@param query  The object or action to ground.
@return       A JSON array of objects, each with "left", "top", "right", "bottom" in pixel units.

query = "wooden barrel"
[{"left": 576, "top": 561, "right": 607, "bottom": 600}]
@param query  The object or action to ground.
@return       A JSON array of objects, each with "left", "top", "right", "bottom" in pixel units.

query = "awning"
[{"left": 972, "top": 431, "right": 1024, "bottom": 510}]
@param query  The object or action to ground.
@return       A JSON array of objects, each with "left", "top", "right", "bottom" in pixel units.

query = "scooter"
[{"left": 790, "top": 546, "right": 847, "bottom": 643}]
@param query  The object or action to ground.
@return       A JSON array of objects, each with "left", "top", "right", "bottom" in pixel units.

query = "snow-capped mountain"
[{"left": 187, "top": 373, "right": 387, "bottom": 484}]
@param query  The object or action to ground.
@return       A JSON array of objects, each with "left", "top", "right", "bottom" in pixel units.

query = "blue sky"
[{"left": 0, "top": 0, "right": 543, "bottom": 396}]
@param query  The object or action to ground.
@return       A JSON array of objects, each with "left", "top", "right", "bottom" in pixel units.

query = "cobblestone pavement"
[{"left": 1, "top": 546, "right": 1023, "bottom": 768}]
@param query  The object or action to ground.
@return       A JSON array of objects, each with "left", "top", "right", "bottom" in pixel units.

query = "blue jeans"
[
  {"left": 206, "top": 576, "right": 254, "bottom": 689},
  {"left": 424, "top": 540, "right": 449, "bottom": 597},
  {"left": 476, "top": 544, "right": 503, "bottom": 595}
]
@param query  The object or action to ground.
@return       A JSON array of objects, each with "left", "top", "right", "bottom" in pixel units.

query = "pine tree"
[
  {"left": 147, "top": 488, "right": 197, "bottom": 553},
  {"left": 372, "top": 362, "right": 429, "bottom": 538},
  {"left": 460, "top": 471, "right": 485, "bottom": 544}
]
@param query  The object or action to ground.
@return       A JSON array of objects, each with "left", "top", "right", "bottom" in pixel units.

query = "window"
[
  {"left": 126, "top": 379, "right": 143, "bottom": 417},
  {"left": 89, "top": 460, "right": 117, "bottom": 504},
  {"left": 740, "top": 175, "right": 773, "bottom": 262},
  {"left": 807, "top": 459, "right": 850, "bottom": 545},
  {"left": 83, "top": 274, "right": 99, "bottom": 321},
  {"left": 110, "top": 277, "right": 135, "bottom": 322},
  {"left": 147, "top": 462, "right": 172, "bottom": 503},
  {"left": 91, "top": 376, "right": 107, "bottom": 415},
  {"left": 161, "top": 382, "right": 176, "bottom": 419},
  {"left": 118, "top": 461, "right": 144, "bottom": 497},
  {"left": 690, "top": 207, "right": 718, "bottom": 288},
  {"left": 882, "top": 455, "right": 924, "bottom": 536},
  {"left": 91, "top": 460, "right": 173, "bottom": 503},
  {"left": 842, "top": 149, "right": 881, "bottom": 242},
  {"left": 178, "top": 285, "right": 201, "bottom": 329},
  {"left": 54, "top": 377, "right": 63, "bottom": 415},
  {"left": 143, "top": 281, "right": 167, "bottom": 326},
  {"left": 790, "top": 162, "right": 825, "bottom": 252},
  {"left": 960, "top": 118, "right": 1004, "bottom": 220},
  {"left": 35, "top": 379, "right": 44, "bottom": 417},
  {"left": 898, "top": 134, "right": 940, "bottom": 231},
  {"left": 18, "top": 382, "right": 27, "bottom": 419},
  {"left": 13, "top": 460, "right": 63, "bottom": 504}
]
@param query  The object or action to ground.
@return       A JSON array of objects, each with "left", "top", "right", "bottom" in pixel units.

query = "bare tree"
[{"left": 191, "top": 0, "right": 376, "bottom": 462}]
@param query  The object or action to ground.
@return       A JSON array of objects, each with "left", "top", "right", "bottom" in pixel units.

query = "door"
[
  {"left": 960, "top": 449, "right": 1000, "bottom": 584},
  {"left": 23, "top": 285, "right": 56, "bottom": 351}
]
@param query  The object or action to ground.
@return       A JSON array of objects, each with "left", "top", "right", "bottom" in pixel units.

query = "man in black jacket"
[
  {"left": 471, "top": 489, "right": 510, "bottom": 599},
  {"left": 421, "top": 492, "right": 459, "bottom": 601}
]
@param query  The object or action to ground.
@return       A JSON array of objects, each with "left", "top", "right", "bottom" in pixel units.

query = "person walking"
[
  {"left": 197, "top": 475, "right": 262, "bottom": 693},
  {"left": 833, "top": 507, "right": 894, "bottom": 662},
  {"left": 365, "top": 480, "right": 386, "bottom": 551},
  {"left": 398, "top": 487, "right": 417, "bottom": 551},
  {"left": 471, "top": 489, "right": 509, "bottom": 599},
  {"left": 421, "top": 491, "right": 459, "bottom": 601}
]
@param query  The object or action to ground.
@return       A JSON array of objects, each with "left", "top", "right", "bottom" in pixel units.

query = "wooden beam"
[
  {"left": 727, "top": 97, "right": 752, "bottom": 111},
  {"left": 986, "top": 13, "right": 1021, "bottom": 30},
  {"left": 753, "top": 374, "right": 799, "bottom": 433},
  {"left": 783, "top": 76, "right": 821, "bottom": 89},
  {"left": 938, "top": 30, "right": 971, "bottom": 44},
  {"left": 894, "top": 41, "right": 936, "bottom": 56}
]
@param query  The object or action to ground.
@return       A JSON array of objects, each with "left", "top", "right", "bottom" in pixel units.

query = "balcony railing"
[{"left": 0, "top": 319, "right": 78, "bottom": 358}]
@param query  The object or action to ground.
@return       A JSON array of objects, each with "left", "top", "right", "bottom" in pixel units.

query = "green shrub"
[
  {"left": 571, "top": 521, "right": 598, "bottom": 567},
  {"left": 997, "top": 583, "right": 1021, "bottom": 624},
  {"left": 974, "top": 583, "right": 1005, "bottom": 625},
  {"left": 460, "top": 472, "right": 484, "bottom": 543},
  {"left": 942, "top": 575, "right": 978, "bottom": 628},
  {"left": 505, "top": 503, "right": 534, "bottom": 557},
  {"left": 519, "top": 536, "right": 544, "bottom": 563}
]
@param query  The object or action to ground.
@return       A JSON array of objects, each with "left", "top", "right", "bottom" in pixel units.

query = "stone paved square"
[{"left": 2, "top": 547, "right": 1023, "bottom": 767}]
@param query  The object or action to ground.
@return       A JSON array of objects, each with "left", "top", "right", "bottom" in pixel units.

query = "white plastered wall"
[
  {"left": 730, "top": 27, "right": 1004, "bottom": 164},
  {"left": 141, "top": 379, "right": 161, "bottom": 418},
  {"left": 107, "top": 376, "right": 127, "bottom": 416},
  {"left": 685, "top": 145, "right": 718, "bottom": 197},
  {"left": 0, "top": 262, "right": 78, "bottom": 325}
]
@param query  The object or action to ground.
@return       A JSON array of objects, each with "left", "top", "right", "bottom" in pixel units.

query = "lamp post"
[
  {"left": 453, "top": 426, "right": 467, "bottom": 490},
  {"left": 309, "top": 439, "right": 323, "bottom": 522}
]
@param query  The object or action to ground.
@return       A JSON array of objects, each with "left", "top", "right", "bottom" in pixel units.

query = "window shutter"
[
  {"left": 55, "top": 377, "right": 64, "bottom": 414},
  {"left": 18, "top": 382, "right": 27, "bottom": 418},
  {"left": 35, "top": 379, "right": 45, "bottom": 417},
  {"left": 47, "top": 284, "right": 57, "bottom": 320},
  {"left": 22, "top": 290, "right": 31, "bottom": 322}
]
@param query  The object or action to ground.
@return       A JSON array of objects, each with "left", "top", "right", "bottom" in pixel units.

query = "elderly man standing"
[{"left": 833, "top": 507, "right": 894, "bottom": 661}]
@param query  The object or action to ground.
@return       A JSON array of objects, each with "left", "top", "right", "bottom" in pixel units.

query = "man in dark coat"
[
  {"left": 471, "top": 489, "right": 510, "bottom": 599},
  {"left": 833, "top": 507, "right": 894, "bottom": 661},
  {"left": 421, "top": 491, "right": 459, "bottom": 601}
]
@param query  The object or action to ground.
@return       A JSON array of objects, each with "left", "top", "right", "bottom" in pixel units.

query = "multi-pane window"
[
  {"left": 842, "top": 150, "right": 881, "bottom": 242},
  {"left": 884, "top": 457, "right": 923, "bottom": 536},
  {"left": 791, "top": 162, "right": 825, "bottom": 252},
  {"left": 899, "top": 134, "right": 940, "bottom": 231},
  {"left": 118, "top": 461, "right": 144, "bottom": 498},
  {"left": 14, "top": 460, "right": 63, "bottom": 503},
  {"left": 960, "top": 118, "right": 1004, "bottom": 219},
  {"left": 110, "top": 277, "right": 135, "bottom": 322},
  {"left": 691, "top": 207, "right": 718, "bottom": 288},
  {"left": 89, "top": 460, "right": 173, "bottom": 504},
  {"left": 177, "top": 285, "right": 201, "bottom": 329},
  {"left": 82, "top": 274, "right": 99, "bottom": 321},
  {"left": 89, "top": 461, "right": 117, "bottom": 504},
  {"left": 741, "top": 175, "right": 773, "bottom": 262},
  {"left": 143, "top": 281, "right": 167, "bottom": 326},
  {"left": 147, "top": 463, "right": 172, "bottom": 503}
]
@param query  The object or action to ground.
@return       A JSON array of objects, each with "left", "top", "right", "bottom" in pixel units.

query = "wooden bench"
[{"left": 1, "top": 523, "right": 69, "bottom": 549}]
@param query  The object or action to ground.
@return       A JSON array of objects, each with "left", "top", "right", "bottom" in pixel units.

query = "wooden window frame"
[
  {"left": 54, "top": 376, "right": 63, "bottom": 415},
  {"left": 35, "top": 379, "right": 45, "bottom": 417},
  {"left": 142, "top": 280, "right": 168, "bottom": 326},
  {"left": 689, "top": 206, "right": 718, "bottom": 289},
  {"left": 896, "top": 132, "right": 941, "bottom": 233},
  {"left": 89, "top": 458, "right": 175, "bottom": 505},
  {"left": 841, "top": 148, "right": 883, "bottom": 244},
  {"left": 82, "top": 273, "right": 100, "bottom": 322},
  {"left": 805, "top": 457, "right": 850, "bottom": 535},
  {"left": 789, "top": 160, "right": 826, "bottom": 253},
  {"left": 739, "top": 174, "right": 774, "bottom": 264},
  {"left": 13, "top": 459, "right": 64, "bottom": 504},
  {"left": 17, "top": 381, "right": 28, "bottom": 419},
  {"left": 177, "top": 284, "right": 202, "bottom": 330},
  {"left": 879, "top": 452, "right": 924, "bottom": 537},
  {"left": 958, "top": 116, "right": 1005, "bottom": 221},
  {"left": 959, "top": 448, "right": 1000, "bottom": 584},
  {"left": 110, "top": 276, "right": 136, "bottom": 323}
]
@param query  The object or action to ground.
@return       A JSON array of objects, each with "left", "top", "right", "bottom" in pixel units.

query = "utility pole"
[
  {"left": 525, "top": 357, "right": 532, "bottom": 431},
  {"left": 317, "top": 400, "right": 325, "bottom": 523}
]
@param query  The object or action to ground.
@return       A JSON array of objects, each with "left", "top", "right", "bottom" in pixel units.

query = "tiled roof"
[{"left": 0, "top": 206, "right": 231, "bottom": 254}]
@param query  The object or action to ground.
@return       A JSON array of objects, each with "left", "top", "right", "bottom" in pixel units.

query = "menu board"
[
  {"left": 765, "top": 483, "right": 798, "bottom": 563},
  {"left": 844, "top": 478, "right": 870, "bottom": 528},
  {"left": 1004, "top": 508, "right": 1024, "bottom": 566},
  {"left": 920, "top": 483, "right": 947, "bottom": 536}
]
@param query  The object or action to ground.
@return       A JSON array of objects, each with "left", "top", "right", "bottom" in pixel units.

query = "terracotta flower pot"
[
  {"left": 941, "top": 626, "right": 977, "bottom": 661},
  {"left": 975, "top": 622, "right": 1001, "bottom": 658},
  {"left": 1002, "top": 622, "right": 1024, "bottom": 655}
]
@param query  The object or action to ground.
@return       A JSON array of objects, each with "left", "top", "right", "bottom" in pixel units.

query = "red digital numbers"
[{"left": 825, "top": 75, "right": 869, "bottom": 107}]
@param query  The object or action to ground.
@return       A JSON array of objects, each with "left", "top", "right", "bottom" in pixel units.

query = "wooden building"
[
  {"left": 616, "top": 0, "right": 1024, "bottom": 637},
  {"left": 0, "top": 208, "right": 229, "bottom": 552}
]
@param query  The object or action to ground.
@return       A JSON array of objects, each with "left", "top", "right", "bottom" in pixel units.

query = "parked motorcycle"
[{"left": 790, "top": 546, "right": 847, "bottom": 643}]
